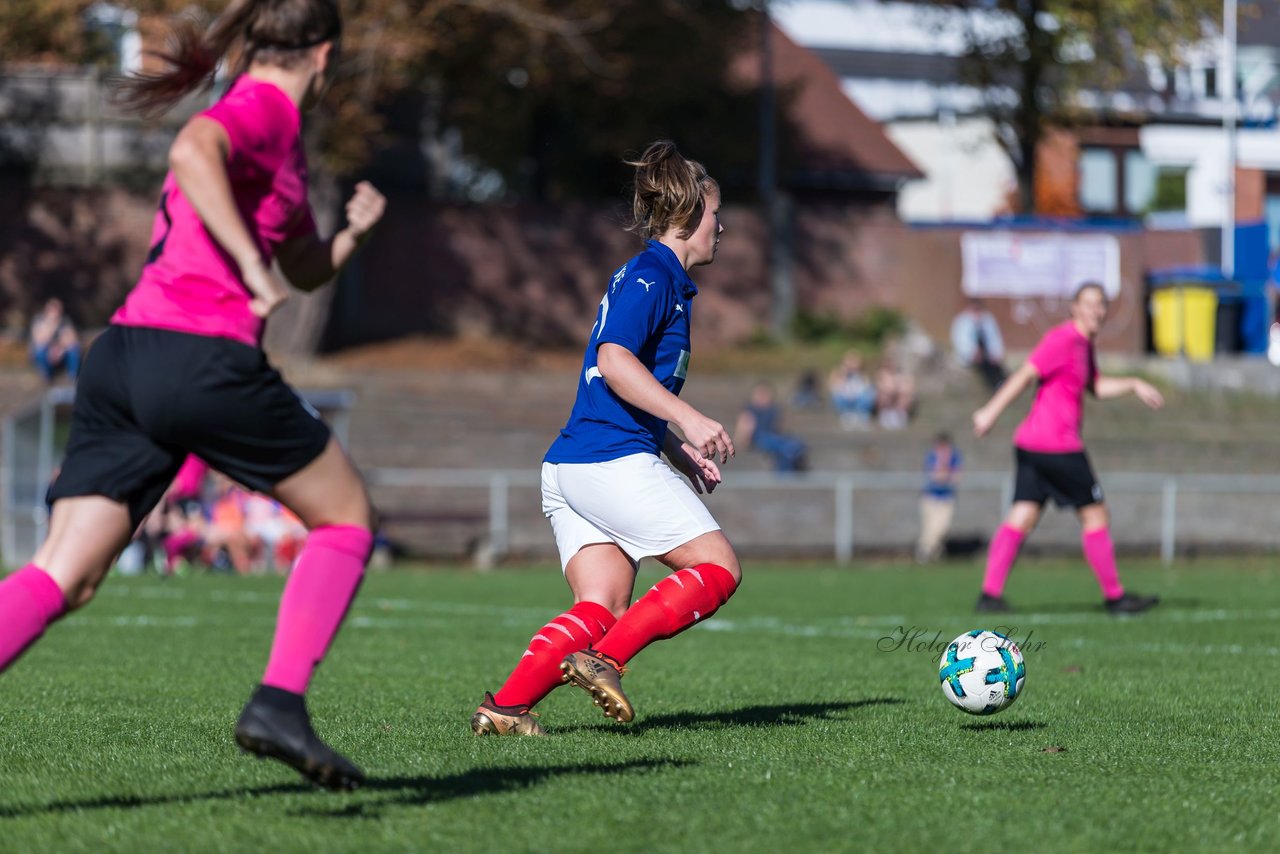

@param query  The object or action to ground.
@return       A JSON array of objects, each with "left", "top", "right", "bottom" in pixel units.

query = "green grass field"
[{"left": 2, "top": 559, "right": 1279, "bottom": 851}]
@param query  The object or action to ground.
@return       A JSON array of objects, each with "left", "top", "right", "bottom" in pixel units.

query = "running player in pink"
[
  {"left": 470, "top": 141, "right": 739, "bottom": 736},
  {"left": 972, "top": 282, "right": 1164, "bottom": 615},
  {"left": 0, "top": 0, "right": 383, "bottom": 790}
]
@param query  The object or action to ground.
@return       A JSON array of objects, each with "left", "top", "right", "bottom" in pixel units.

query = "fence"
[
  {"left": 364, "top": 467, "right": 1280, "bottom": 566},
  {"left": 4, "top": 380, "right": 1279, "bottom": 566},
  {"left": 0, "top": 387, "right": 354, "bottom": 568}
]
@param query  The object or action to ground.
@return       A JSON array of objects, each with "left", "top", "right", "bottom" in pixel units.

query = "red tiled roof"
[{"left": 732, "top": 22, "right": 923, "bottom": 181}]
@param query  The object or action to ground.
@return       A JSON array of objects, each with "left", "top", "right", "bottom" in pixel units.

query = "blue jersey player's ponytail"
[{"left": 625, "top": 140, "right": 719, "bottom": 242}]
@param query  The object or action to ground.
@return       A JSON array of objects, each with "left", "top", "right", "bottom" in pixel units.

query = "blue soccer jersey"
[{"left": 545, "top": 240, "right": 697, "bottom": 464}]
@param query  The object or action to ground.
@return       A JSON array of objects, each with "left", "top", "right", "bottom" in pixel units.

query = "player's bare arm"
[
  {"left": 276, "top": 182, "right": 387, "bottom": 291},
  {"left": 596, "top": 342, "right": 734, "bottom": 462},
  {"left": 1094, "top": 376, "right": 1165, "bottom": 408},
  {"left": 973, "top": 361, "right": 1039, "bottom": 438},
  {"left": 168, "top": 118, "right": 289, "bottom": 318}
]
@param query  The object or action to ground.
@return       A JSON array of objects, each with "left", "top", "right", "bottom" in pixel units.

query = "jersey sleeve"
[
  {"left": 593, "top": 271, "right": 669, "bottom": 354},
  {"left": 201, "top": 92, "right": 291, "bottom": 179},
  {"left": 1026, "top": 328, "right": 1065, "bottom": 378}
]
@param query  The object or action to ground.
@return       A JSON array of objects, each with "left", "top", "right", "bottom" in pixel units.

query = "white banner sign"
[{"left": 961, "top": 232, "right": 1121, "bottom": 299}]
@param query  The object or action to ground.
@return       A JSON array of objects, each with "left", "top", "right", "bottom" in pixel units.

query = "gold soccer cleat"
[
  {"left": 470, "top": 693, "right": 546, "bottom": 736},
  {"left": 560, "top": 650, "right": 634, "bottom": 723}
]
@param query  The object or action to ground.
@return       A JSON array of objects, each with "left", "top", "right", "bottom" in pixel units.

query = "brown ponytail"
[
  {"left": 114, "top": 0, "right": 342, "bottom": 118},
  {"left": 626, "top": 140, "right": 719, "bottom": 241}
]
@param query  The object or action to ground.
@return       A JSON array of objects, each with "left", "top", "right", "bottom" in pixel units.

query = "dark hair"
[
  {"left": 1073, "top": 281, "right": 1108, "bottom": 304},
  {"left": 114, "top": 0, "right": 342, "bottom": 118},
  {"left": 934, "top": 432, "right": 952, "bottom": 445},
  {"left": 625, "top": 140, "right": 719, "bottom": 241}
]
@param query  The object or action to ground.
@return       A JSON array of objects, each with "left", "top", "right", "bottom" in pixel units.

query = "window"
[
  {"left": 1124, "top": 150, "right": 1156, "bottom": 214},
  {"left": 1151, "top": 167, "right": 1189, "bottom": 214},
  {"left": 1079, "top": 148, "right": 1118, "bottom": 213},
  {"left": 1265, "top": 174, "right": 1280, "bottom": 256}
]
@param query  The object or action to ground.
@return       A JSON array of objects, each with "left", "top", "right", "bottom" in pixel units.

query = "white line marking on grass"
[{"left": 61, "top": 611, "right": 1280, "bottom": 657}]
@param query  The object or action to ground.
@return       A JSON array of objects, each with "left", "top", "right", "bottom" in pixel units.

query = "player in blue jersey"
[{"left": 472, "top": 140, "right": 741, "bottom": 735}]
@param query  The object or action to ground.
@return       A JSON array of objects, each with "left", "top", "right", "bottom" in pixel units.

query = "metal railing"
[
  {"left": 364, "top": 467, "right": 1280, "bottom": 566},
  {"left": 0, "top": 387, "right": 354, "bottom": 568}
]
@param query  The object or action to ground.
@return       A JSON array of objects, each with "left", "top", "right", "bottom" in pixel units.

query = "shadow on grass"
[
  {"left": 555, "top": 698, "right": 904, "bottom": 736},
  {"left": 958, "top": 720, "right": 1046, "bottom": 732},
  {"left": 1015, "top": 596, "right": 1198, "bottom": 616},
  {"left": 0, "top": 759, "right": 688, "bottom": 820}
]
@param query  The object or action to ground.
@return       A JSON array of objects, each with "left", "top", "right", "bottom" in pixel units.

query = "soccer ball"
[{"left": 938, "top": 630, "right": 1026, "bottom": 715}]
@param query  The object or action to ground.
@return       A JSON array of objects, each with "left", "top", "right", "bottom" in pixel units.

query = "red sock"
[
  {"left": 492, "top": 601, "right": 616, "bottom": 710},
  {"left": 0, "top": 565, "right": 67, "bottom": 673},
  {"left": 1082, "top": 527, "right": 1124, "bottom": 600},
  {"left": 594, "top": 564, "right": 738, "bottom": 666},
  {"left": 981, "top": 524, "right": 1025, "bottom": 597},
  {"left": 262, "top": 525, "right": 371, "bottom": 694}
]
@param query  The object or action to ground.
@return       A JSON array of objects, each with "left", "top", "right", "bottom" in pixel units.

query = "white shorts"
[{"left": 541, "top": 453, "right": 721, "bottom": 571}]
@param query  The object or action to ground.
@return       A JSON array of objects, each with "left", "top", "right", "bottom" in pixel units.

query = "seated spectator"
[
  {"left": 828, "top": 351, "right": 877, "bottom": 430},
  {"left": 244, "top": 492, "right": 307, "bottom": 574},
  {"left": 204, "top": 476, "right": 258, "bottom": 574},
  {"left": 30, "top": 298, "right": 82, "bottom": 384},
  {"left": 735, "top": 383, "right": 808, "bottom": 473},
  {"left": 875, "top": 362, "right": 915, "bottom": 430},
  {"left": 951, "top": 298, "right": 1007, "bottom": 391}
]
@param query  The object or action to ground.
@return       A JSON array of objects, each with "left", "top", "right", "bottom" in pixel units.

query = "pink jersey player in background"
[
  {"left": 0, "top": 0, "right": 384, "bottom": 790},
  {"left": 971, "top": 282, "right": 1165, "bottom": 616}
]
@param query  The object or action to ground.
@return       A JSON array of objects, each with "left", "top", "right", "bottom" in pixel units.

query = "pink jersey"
[
  {"left": 112, "top": 76, "right": 317, "bottom": 346},
  {"left": 1013, "top": 321, "right": 1097, "bottom": 453}
]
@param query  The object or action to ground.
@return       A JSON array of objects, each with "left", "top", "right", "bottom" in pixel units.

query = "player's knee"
[
  {"left": 714, "top": 554, "right": 742, "bottom": 585},
  {"left": 307, "top": 492, "right": 375, "bottom": 531}
]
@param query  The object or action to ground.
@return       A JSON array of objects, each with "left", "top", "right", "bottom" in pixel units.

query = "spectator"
[
  {"left": 244, "top": 493, "right": 307, "bottom": 574},
  {"left": 918, "top": 432, "right": 962, "bottom": 563},
  {"left": 792, "top": 369, "right": 822, "bottom": 410},
  {"left": 204, "top": 476, "right": 258, "bottom": 574},
  {"left": 29, "top": 298, "right": 82, "bottom": 384},
  {"left": 875, "top": 362, "right": 915, "bottom": 430},
  {"left": 735, "top": 383, "right": 808, "bottom": 472},
  {"left": 951, "top": 298, "right": 1007, "bottom": 391},
  {"left": 828, "top": 351, "right": 877, "bottom": 430}
]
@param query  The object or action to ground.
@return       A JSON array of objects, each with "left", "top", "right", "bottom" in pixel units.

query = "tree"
[{"left": 922, "top": 0, "right": 1224, "bottom": 213}]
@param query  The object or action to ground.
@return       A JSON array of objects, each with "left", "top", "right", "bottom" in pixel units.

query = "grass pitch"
[{"left": 1, "top": 558, "right": 1278, "bottom": 852}]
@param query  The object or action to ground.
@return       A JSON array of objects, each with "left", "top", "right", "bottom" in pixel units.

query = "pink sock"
[
  {"left": 1082, "top": 528, "right": 1124, "bottom": 600},
  {"left": 0, "top": 565, "right": 67, "bottom": 673},
  {"left": 981, "top": 524, "right": 1026, "bottom": 597},
  {"left": 262, "top": 525, "right": 371, "bottom": 694}
]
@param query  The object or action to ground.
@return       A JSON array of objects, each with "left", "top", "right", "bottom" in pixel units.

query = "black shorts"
[
  {"left": 1012, "top": 447, "right": 1103, "bottom": 509},
  {"left": 47, "top": 326, "right": 331, "bottom": 527}
]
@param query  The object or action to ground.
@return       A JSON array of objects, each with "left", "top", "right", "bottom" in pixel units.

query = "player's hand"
[
  {"left": 972, "top": 405, "right": 997, "bottom": 438},
  {"left": 678, "top": 411, "right": 734, "bottom": 463},
  {"left": 345, "top": 181, "right": 386, "bottom": 240},
  {"left": 1133, "top": 380, "right": 1164, "bottom": 410},
  {"left": 242, "top": 257, "right": 291, "bottom": 318},
  {"left": 672, "top": 442, "right": 722, "bottom": 494}
]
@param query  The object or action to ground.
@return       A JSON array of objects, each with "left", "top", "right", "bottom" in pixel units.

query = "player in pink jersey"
[
  {"left": 971, "top": 283, "right": 1164, "bottom": 615},
  {"left": 0, "top": 0, "right": 384, "bottom": 790}
]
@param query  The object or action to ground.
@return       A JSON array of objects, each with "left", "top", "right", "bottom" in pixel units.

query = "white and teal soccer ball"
[{"left": 938, "top": 630, "right": 1026, "bottom": 715}]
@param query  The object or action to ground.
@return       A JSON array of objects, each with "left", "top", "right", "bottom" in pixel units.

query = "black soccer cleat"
[
  {"left": 1105, "top": 591, "right": 1160, "bottom": 615},
  {"left": 974, "top": 592, "right": 1012, "bottom": 614},
  {"left": 234, "top": 684, "right": 364, "bottom": 791}
]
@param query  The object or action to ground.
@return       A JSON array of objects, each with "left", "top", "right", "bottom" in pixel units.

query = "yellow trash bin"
[{"left": 1150, "top": 286, "right": 1217, "bottom": 362}]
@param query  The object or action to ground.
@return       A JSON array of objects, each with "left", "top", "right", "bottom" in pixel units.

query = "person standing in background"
[{"left": 917, "top": 432, "right": 961, "bottom": 563}]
